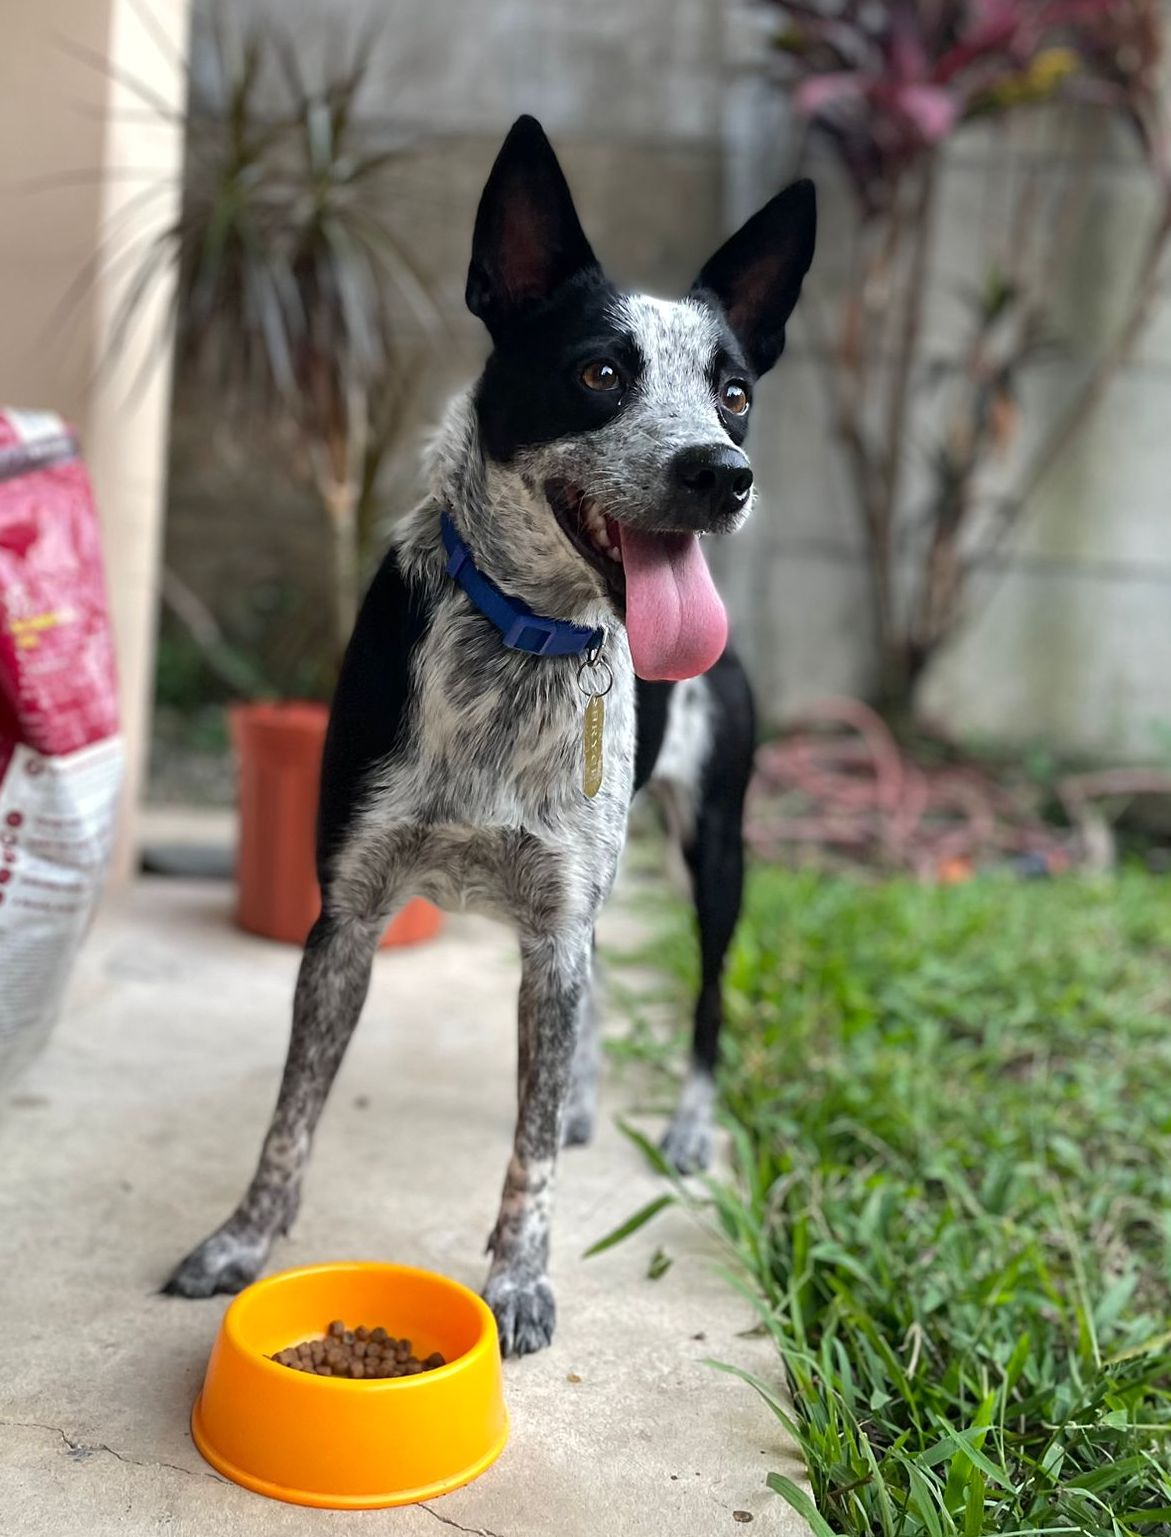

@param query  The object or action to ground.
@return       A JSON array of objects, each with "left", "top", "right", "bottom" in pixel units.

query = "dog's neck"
[{"left": 407, "top": 388, "right": 614, "bottom": 631}]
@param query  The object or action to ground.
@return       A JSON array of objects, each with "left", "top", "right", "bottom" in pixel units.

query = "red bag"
[{"left": 0, "top": 410, "right": 123, "bottom": 1085}]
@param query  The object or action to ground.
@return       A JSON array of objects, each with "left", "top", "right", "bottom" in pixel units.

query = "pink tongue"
[{"left": 618, "top": 527, "right": 728, "bottom": 682}]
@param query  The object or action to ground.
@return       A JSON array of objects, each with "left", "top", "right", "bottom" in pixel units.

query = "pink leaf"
[
  {"left": 897, "top": 84, "right": 959, "bottom": 143},
  {"left": 793, "top": 73, "right": 868, "bottom": 119}
]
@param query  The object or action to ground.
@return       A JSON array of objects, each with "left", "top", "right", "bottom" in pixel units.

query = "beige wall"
[
  {"left": 0, "top": 0, "right": 190, "bottom": 871},
  {"left": 0, "top": 0, "right": 113, "bottom": 422}
]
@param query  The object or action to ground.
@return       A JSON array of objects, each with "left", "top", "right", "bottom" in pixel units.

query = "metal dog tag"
[
  {"left": 582, "top": 693, "right": 605, "bottom": 798},
  {"left": 577, "top": 643, "right": 612, "bottom": 800}
]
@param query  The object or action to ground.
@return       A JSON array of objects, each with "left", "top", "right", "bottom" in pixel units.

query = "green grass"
[{"left": 600, "top": 867, "right": 1171, "bottom": 1535}]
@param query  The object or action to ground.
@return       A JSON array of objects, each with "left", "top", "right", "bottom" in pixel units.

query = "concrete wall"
[
  {"left": 716, "top": 7, "right": 1171, "bottom": 757},
  {"left": 0, "top": 0, "right": 190, "bottom": 867},
  {"left": 919, "top": 149, "right": 1171, "bottom": 759}
]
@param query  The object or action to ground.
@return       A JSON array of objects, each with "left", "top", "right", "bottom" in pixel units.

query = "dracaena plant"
[
  {"left": 111, "top": 10, "right": 440, "bottom": 668},
  {"left": 761, "top": 0, "right": 1170, "bottom": 718}
]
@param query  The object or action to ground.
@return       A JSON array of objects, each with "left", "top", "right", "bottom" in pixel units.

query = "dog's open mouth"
[
  {"left": 547, "top": 481, "right": 728, "bottom": 682},
  {"left": 548, "top": 483, "right": 625, "bottom": 595}
]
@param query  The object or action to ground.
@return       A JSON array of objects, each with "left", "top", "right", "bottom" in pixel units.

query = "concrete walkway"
[{"left": 0, "top": 874, "right": 809, "bottom": 1536}]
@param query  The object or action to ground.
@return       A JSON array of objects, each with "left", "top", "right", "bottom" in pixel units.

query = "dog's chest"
[
  {"left": 349, "top": 591, "right": 635, "bottom": 925},
  {"left": 422, "top": 603, "right": 630, "bottom": 801}
]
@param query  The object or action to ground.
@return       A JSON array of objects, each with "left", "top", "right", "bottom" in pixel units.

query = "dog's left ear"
[
  {"left": 466, "top": 115, "right": 600, "bottom": 336},
  {"left": 692, "top": 179, "right": 816, "bottom": 376}
]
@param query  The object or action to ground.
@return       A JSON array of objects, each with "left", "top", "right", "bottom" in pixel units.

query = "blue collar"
[{"left": 440, "top": 513, "right": 604, "bottom": 658}]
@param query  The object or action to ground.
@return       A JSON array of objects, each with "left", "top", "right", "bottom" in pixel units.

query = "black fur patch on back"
[{"left": 316, "top": 549, "right": 433, "bottom": 887}]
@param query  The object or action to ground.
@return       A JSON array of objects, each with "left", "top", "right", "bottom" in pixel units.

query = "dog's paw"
[
  {"left": 161, "top": 1230, "right": 270, "bottom": 1299},
  {"left": 483, "top": 1272, "right": 557, "bottom": 1357},
  {"left": 659, "top": 1114, "right": 714, "bottom": 1176}
]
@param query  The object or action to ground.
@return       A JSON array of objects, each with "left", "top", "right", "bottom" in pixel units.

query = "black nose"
[{"left": 672, "top": 445, "right": 753, "bottom": 518}]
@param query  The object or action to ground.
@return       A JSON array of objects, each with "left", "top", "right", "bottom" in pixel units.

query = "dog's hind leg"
[
  {"left": 485, "top": 925, "right": 591, "bottom": 1355},
  {"left": 163, "top": 911, "right": 382, "bottom": 1297},
  {"left": 561, "top": 933, "right": 600, "bottom": 1148},
  {"left": 660, "top": 801, "right": 743, "bottom": 1173},
  {"left": 659, "top": 654, "right": 755, "bottom": 1175}
]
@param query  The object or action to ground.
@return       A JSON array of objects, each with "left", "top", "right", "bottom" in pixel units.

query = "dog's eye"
[
  {"left": 580, "top": 360, "right": 622, "bottom": 393},
  {"left": 721, "top": 381, "right": 751, "bottom": 417}
]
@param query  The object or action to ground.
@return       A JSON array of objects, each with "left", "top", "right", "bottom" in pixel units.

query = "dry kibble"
[{"left": 271, "top": 1322, "right": 449, "bottom": 1381}]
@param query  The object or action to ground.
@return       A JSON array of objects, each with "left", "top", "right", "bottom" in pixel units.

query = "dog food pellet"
[{"left": 270, "top": 1322, "right": 446, "bottom": 1379}]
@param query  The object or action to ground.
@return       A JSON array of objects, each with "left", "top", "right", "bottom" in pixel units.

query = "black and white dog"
[{"left": 166, "top": 117, "right": 815, "bottom": 1356}]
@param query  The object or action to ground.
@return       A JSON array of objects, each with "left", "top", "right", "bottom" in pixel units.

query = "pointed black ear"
[
  {"left": 466, "top": 115, "right": 600, "bottom": 335},
  {"left": 692, "top": 179, "right": 816, "bottom": 376}
]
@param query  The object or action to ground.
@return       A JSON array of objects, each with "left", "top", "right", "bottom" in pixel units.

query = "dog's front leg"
[
  {"left": 164, "top": 912, "right": 382, "bottom": 1297},
  {"left": 484, "top": 926, "right": 590, "bottom": 1356}
]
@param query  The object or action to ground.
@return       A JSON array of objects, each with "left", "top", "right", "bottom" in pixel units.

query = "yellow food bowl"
[{"left": 190, "top": 1261, "right": 508, "bottom": 1508}]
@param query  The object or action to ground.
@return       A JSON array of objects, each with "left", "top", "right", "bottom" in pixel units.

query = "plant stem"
[
  {"left": 871, "top": 158, "right": 938, "bottom": 714},
  {"left": 1015, "top": 203, "right": 1171, "bottom": 510},
  {"left": 961, "top": 194, "right": 1171, "bottom": 624},
  {"left": 318, "top": 474, "right": 358, "bottom": 664}
]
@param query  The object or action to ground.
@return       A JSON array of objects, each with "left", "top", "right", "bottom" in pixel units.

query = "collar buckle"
[{"left": 504, "top": 614, "right": 558, "bottom": 655}]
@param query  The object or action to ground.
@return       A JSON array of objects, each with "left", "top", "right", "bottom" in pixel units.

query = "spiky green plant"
[{"left": 111, "top": 9, "right": 439, "bottom": 663}]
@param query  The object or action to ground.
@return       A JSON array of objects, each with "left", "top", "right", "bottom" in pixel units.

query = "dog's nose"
[{"left": 672, "top": 445, "right": 754, "bottom": 518}]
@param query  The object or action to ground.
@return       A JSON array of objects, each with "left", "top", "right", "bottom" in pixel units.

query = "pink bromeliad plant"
[{"left": 760, "top": 0, "right": 1169, "bottom": 716}]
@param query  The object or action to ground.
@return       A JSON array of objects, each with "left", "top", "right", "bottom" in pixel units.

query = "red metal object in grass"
[{"left": 747, "top": 697, "right": 1074, "bottom": 878}]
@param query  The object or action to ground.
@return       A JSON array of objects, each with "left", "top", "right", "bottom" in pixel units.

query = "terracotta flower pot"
[{"left": 230, "top": 702, "right": 442, "bottom": 949}]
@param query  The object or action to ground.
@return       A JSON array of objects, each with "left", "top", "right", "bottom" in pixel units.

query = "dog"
[{"left": 165, "top": 116, "right": 815, "bottom": 1356}]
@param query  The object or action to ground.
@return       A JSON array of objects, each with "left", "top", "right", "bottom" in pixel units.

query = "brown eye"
[
  {"left": 581, "top": 360, "right": 622, "bottom": 393},
  {"left": 721, "top": 380, "right": 750, "bottom": 416}
]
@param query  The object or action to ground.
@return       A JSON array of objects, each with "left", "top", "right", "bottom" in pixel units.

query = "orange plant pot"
[{"left": 231, "top": 702, "right": 442, "bottom": 949}]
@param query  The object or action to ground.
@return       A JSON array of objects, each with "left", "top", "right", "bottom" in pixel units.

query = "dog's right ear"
[{"left": 466, "top": 115, "right": 600, "bottom": 335}]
